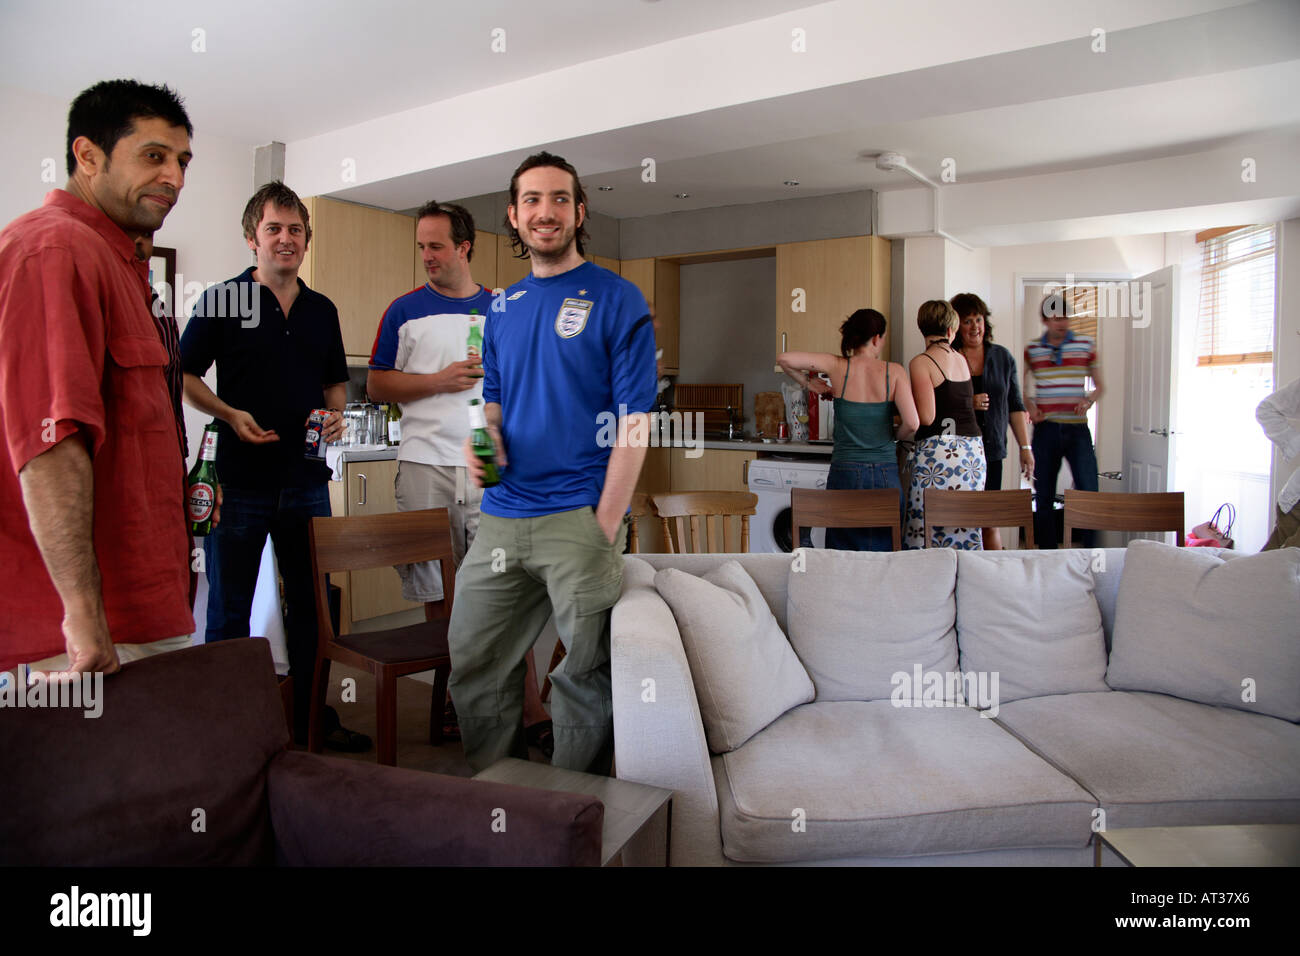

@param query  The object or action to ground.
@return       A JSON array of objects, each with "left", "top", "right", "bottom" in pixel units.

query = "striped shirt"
[
  {"left": 1024, "top": 331, "right": 1096, "bottom": 424},
  {"left": 150, "top": 289, "right": 188, "bottom": 458}
]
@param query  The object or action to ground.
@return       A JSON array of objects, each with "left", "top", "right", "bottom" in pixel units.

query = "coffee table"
[
  {"left": 1096, "top": 823, "right": 1300, "bottom": 866},
  {"left": 474, "top": 758, "right": 673, "bottom": 866}
]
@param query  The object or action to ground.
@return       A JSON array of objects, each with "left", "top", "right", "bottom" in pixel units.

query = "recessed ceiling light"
[
  {"left": 596, "top": 185, "right": 614, "bottom": 191},
  {"left": 783, "top": 180, "right": 800, "bottom": 187},
  {"left": 674, "top": 193, "right": 690, "bottom": 199}
]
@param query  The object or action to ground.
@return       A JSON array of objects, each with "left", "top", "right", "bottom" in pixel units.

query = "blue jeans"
[
  {"left": 1032, "top": 421, "right": 1098, "bottom": 549},
  {"left": 813, "top": 460, "right": 901, "bottom": 552},
  {"left": 204, "top": 483, "right": 331, "bottom": 738}
]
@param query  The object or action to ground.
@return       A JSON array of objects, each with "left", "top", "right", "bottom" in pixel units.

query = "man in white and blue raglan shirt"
[
  {"left": 368, "top": 201, "right": 491, "bottom": 595},
  {"left": 451, "top": 152, "right": 657, "bottom": 774}
]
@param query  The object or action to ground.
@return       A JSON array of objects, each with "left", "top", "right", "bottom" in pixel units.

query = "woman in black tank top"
[{"left": 902, "top": 300, "right": 987, "bottom": 549}]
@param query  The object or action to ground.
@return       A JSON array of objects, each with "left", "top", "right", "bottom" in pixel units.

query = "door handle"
[
  {"left": 357, "top": 472, "right": 367, "bottom": 506},
  {"left": 1149, "top": 428, "right": 1169, "bottom": 437}
]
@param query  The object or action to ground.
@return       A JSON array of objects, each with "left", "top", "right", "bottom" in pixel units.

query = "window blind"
[{"left": 1195, "top": 224, "right": 1275, "bottom": 367}]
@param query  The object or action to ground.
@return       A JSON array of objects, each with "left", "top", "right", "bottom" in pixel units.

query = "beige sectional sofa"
[{"left": 610, "top": 542, "right": 1300, "bottom": 866}]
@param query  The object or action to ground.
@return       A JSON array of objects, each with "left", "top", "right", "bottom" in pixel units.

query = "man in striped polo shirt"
[{"left": 1024, "top": 293, "right": 1105, "bottom": 548}]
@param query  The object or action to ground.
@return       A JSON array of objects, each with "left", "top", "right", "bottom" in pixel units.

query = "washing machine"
[{"left": 748, "top": 458, "right": 831, "bottom": 552}]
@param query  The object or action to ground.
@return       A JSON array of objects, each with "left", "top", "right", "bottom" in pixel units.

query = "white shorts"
[{"left": 393, "top": 460, "right": 483, "bottom": 602}]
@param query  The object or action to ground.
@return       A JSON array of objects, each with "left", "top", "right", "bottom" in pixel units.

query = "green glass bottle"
[
  {"left": 466, "top": 316, "right": 484, "bottom": 368},
  {"left": 187, "top": 423, "right": 220, "bottom": 536},
  {"left": 468, "top": 398, "right": 500, "bottom": 487},
  {"left": 386, "top": 402, "right": 402, "bottom": 446}
]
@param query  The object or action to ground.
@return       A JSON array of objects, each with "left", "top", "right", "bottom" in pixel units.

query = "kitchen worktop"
[
  {"left": 324, "top": 439, "right": 833, "bottom": 477},
  {"left": 699, "top": 439, "right": 832, "bottom": 455},
  {"left": 326, "top": 444, "right": 397, "bottom": 479}
]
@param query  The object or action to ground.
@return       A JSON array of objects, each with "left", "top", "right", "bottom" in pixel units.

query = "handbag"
[{"left": 1187, "top": 502, "right": 1235, "bottom": 549}]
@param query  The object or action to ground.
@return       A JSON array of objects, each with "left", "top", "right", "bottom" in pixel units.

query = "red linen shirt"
[{"left": 0, "top": 190, "right": 192, "bottom": 670}]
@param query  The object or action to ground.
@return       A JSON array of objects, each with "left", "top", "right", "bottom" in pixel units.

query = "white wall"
[{"left": 0, "top": 83, "right": 259, "bottom": 469}]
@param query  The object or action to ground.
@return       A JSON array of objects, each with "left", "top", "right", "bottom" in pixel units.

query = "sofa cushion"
[
  {"left": 0, "top": 639, "right": 286, "bottom": 865},
  {"left": 786, "top": 548, "right": 958, "bottom": 702},
  {"left": 995, "top": 691, "right": 1300, "bottom": 829},
  {"left": 1107, "top": 541, "right": 1300, "bottom": 721},
  {"left": 956, "top": 550, "right": 1108, "bottom": 704},
  {"left": 655, "top": 561, "right": 815, "bottom": 753},
  {"left": 713, "top": 700, "right": 1096, "bottom": 863}
]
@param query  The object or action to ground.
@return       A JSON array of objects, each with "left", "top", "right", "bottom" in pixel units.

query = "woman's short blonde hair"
[{"left": 917, "top": 299, "right": 959, "bottom": 337}]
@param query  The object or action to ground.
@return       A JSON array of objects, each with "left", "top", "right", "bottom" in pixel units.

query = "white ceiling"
[
  {"left": 3, "top": 0, "right": 1298, "bottom": 229},
  {"left": 0, "top": 0, "right": 815, "bottom": 141}
]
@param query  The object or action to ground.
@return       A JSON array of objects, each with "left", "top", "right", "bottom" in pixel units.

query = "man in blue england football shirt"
[{"left": 449, "top": 152, "right": 657, "bottom": 774}]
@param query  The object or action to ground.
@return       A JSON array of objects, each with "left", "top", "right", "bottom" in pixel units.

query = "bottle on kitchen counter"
[
  {"left": 187, "top": 422, "right": 219, "bottom": 537},
  {"left": 467, "top": 398, "right": 500, "bottom": 487},
  {"left": 386, "top": 401, "right": 402, "bottom": 446}
]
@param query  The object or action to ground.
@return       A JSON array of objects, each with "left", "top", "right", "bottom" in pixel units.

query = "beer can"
[{"left": 304, "top": 408, "right": 329, "bottom": 460}]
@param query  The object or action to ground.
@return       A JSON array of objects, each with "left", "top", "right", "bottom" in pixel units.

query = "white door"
[{"left": 1122, "top": 265, "right": 1179, "bottom": 527}]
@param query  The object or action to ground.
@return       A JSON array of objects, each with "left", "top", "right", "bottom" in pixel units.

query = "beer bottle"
[
  {"left": 466, "top": 316, "right": 484, "bottom": 370},
  {"left": 187, "top": 423, "right": 220, "bottom": 536},
  {"left": 467, "top": 398, "right": 500, "bottom": 487},
  {"left": 386, "top": 401, "right": 402, "bottom": 446}
]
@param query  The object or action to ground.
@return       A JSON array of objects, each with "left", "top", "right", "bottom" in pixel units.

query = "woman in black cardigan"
[{"left": 951, "top": 293, "right": 1034, "bottom": 550}]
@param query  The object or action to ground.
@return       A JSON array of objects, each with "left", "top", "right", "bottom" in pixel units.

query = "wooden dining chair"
[
  {"left": 542, "top": 493, "right": 657, "bottom": 704},
  {"left": 791, "top": 488, "right": 902, "bottom": 551},
  {"left": 923, "top": 489, "right": 1035, "bottom": 549},
  {"left": 307, "top": 508, "right": 456, "bottom": 766},
  {"left": 652, "top": 491, "right": 758, "bottom": 554},
  {"left": 1063, "top": 490, "right": 1185, "bottom": 547}
]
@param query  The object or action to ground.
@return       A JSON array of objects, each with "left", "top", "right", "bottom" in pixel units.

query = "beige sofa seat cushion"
[
  {"left": 655, "top": 561, "right": 815, "bottom": 754},
  {"left": 714, "top": 700, "right": 1095, "bottom": 863},
  {"left": 787, "top": 549, "right": 958, "bottom": 702},
  {"left": 1107, "top": 541, "right": 1300, "bottom": 721},
  {"left": 996, "top": 691, "right": 1300, "bottom": 829},
  {"left": 956, "top": 550, "right": 1109, "bottom": 704}
]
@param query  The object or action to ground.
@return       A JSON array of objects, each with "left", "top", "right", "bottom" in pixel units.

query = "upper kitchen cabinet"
[
  {"left": 496, "top": 233, "right": 532, "bottom": 289},
  {"left": 413, "top": 230, "right": 499, "bottom": 292},
  {"left": 774, "top": 236, "right": 891, "bottom": 361},
  {"left": 300, "top": 196, "right": 415, "bottom": 359},
  {"left": 621, "top": 257, "right": 679, "bottom": 375}
]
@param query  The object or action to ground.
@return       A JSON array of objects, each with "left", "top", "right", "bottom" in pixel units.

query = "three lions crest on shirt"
[{"left": 554, "top": 298, "right": 593, "bottom": 339}]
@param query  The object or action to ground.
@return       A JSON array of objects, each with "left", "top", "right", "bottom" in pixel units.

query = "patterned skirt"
[{"left": 903, "top": 434, "right": 987, "bottom": 550}]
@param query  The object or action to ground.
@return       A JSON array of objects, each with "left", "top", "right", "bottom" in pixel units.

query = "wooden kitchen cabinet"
[
  {"left": 621, "top": 257, "right": 679, "bottom": 374},
  {"left": 774, "top": 236, "right": 892, "bottom": 361},
  {"left": 496, "top": 233, "right": 532, "bottom": 289},
  {"left": 633, "top": 446, "right": 671, "bottom": 552},
  {"left": 300, "top": 197, "right": 416, "bottom": 359},
  {"left": 328, "top": 459, "right": 421, "bottom": 630},
  {"left": 669, "top": 447, "right": 755, "bottom": 494}
]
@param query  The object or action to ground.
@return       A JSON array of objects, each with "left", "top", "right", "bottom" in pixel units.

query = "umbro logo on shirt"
[{"left": 507, "top": 290, "right": 527, "bottom": 300}]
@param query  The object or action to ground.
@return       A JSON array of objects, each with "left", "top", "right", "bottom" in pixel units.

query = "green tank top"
[{"left": 832, "top": 357, "right": 896, "bottom": 464}]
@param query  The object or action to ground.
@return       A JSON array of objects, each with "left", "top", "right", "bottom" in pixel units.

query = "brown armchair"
[{"left": 0, "top": 639, "right": 602, "bottom": 866}]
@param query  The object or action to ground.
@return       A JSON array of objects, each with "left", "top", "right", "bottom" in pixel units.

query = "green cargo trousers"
[{"left": 448, "top": 507, "right": 626, "bottom": 774}]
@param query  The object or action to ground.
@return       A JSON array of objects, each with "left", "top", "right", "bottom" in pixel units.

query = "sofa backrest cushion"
[
  {"left": 786, "top": 548, "right": 958, "bottom": 702},
  {"left": 1107, "top": 540, "right": 1300, "bottom": 722},
  {"left": 655, "top": 560, "right": 815, "bottom": 753},
  {"left": 956, "top": 550, "right": 1109, "bottom": 705},
  {"left": 0, "top": 639, "right": 288, "bottom": 864}
]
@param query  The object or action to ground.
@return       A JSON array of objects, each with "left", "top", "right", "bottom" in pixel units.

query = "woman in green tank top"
[{"left": 777, "top": 309, "right": 919, "bottom": 551}]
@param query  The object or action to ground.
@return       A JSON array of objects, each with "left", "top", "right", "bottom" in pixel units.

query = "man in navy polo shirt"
[
  {"left": 449, "top": 152, "right": 657, "bottom": 773},
  {"left": 180, "top": 181, "right": 368, "bottom": 751}
]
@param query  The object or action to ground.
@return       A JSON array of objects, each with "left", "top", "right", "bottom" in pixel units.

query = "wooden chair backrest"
[
  {"left": 791, "top": 488, "right": 902, "bottom": 551},
  {"left": 923, "top": 489, "right": 1035, "bottom": 549},
  {"left": 627, "top": 492, "right": 655, "bottom": 554},
  {"left": 1063, "top": 490, "right": 1185, "bottom": 547},
  {"left": 652, "top": 491, "right": 758, "bottom": 554},
  {"left": 308, "top": 508, "right": 457, "bottom": 638}
]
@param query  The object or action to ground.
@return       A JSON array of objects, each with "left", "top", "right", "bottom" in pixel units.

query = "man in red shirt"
[{"left": 0, "top": 80, "right": 196, "bottom": 678}]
